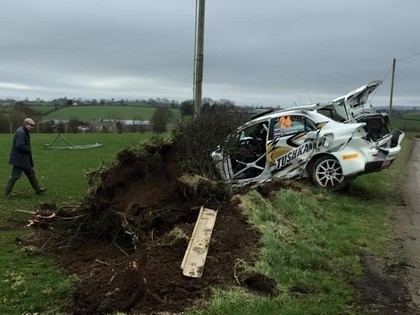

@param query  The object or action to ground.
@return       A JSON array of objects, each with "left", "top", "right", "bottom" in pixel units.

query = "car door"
[
  {"left": 226, "top": 120, "right": 270, "bottom": 180},
  {"left": 266, "top": 114, "right": 321, "bottom": 179}
]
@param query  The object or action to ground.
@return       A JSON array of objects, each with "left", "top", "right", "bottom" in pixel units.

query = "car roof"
[
  {"left": 247, "top": 80, "right": 382, "bottom": 125},
  {"left": 247, "top": 104, "right": 332, "bottom": 124}
]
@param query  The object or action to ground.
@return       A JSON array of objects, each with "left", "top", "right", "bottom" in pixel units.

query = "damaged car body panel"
[{"left": 212, "top": 81, "right": 404, "bottom": 190}]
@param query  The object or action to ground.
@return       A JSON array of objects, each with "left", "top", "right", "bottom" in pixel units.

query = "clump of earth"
[{"left": 29, "top": 142, "right": 276, "bottom": 315}]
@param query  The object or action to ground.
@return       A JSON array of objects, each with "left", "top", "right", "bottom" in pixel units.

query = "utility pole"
[
  {"left": 193, "top": 0, "right": 205, "bottom": 119},
  {"left": 389, "top": 57, "right": 396, "bottom": 118}
]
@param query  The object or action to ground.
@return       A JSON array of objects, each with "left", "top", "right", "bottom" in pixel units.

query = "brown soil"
[
  {"left": 28, "top": 145, "right": 275, "bottom": 315},
  {"left": 18, "top": 139, "right": 420, "bottom": 314}
]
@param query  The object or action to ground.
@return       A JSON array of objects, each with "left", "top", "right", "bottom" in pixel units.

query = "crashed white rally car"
[{"left": 211, "top": 80, "right": 404, "bottom": 190}]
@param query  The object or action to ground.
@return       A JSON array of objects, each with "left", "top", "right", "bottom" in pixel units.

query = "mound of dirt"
[{"left": 33, "top": 143, "right": 272, "bottom": 314}]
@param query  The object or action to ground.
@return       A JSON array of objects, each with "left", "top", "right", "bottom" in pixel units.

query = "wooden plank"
[
  {"left": 180, "top": 207, "right": 203, "bottom": 270},
  {"left": 181, "top": 206, "right": 218, "bottom": 278}
]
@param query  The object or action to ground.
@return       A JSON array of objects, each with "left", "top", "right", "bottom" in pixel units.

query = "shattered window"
[{"left": 273, "top": 115, "right": 316, "bottom": 137}]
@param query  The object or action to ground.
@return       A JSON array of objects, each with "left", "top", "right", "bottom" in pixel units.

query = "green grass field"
[
  {"left": 391, "top": 111, "right": 420, "bottom": 131},
  {"left": 0, "top": 133, "right": 155, "bottom": 202},
  {"left": 0, "top": 131, "right": 415, "bottom": 314},
  {"left": 42, "top": 105, "right": 181, "bottom": 123}
]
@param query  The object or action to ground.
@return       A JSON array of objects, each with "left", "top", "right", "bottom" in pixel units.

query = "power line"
[
  {"left": 397, "top": 51, "right": 420, "bottom": 62},
  {"left": 369, "top": 64, "right": 392, "bottom": 102}
]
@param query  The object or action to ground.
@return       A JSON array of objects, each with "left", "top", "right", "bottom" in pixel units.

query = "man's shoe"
[{"left": 36, "top": 187, "right": 47, "bottom": 195}]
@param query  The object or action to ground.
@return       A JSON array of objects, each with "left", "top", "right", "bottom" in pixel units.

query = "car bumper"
[
  {"left": 364, "top": 159, "right": 394, "bottom": 173},
  {"left": 332, "top": 131, "right": 404, "bottom": 177}
]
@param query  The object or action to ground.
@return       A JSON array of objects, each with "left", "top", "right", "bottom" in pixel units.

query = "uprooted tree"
[
  {"left": 30, "top": 103, "right": 250, "bottom": 245},
  {"left": 20, "top": 103, "right": 282, "bottom": 314}
]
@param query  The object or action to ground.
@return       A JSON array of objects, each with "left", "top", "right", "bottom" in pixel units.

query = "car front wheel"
[{"left": 311, "top": 156, "right": 348, "bottom": 190}]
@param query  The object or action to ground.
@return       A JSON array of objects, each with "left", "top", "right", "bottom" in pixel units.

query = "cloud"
[{"left": 1, "top": 0, "right": 419, "bottom": 106}]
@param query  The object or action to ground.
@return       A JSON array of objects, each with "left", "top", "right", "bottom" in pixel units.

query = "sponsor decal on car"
[
  {"left": 342, "top": 153, "right": 359, "bottom": 160},
  {"left": 275, "top": 136, "right": 327, "bottom": 170}
]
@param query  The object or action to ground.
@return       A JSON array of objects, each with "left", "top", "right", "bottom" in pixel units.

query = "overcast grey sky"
[{"left": 1, "top": 0, "right": 419, "bottom": 107}]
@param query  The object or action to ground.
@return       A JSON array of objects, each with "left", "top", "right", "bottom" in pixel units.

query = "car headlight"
[{"left": 353, "top": 126, "right": 367, "bottom": 138}]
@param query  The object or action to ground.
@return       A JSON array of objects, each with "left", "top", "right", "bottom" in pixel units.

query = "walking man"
[{"left": 5, "top": 118, "right": 47, "bottom": 197}]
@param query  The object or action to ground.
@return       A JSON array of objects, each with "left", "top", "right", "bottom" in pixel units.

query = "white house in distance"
[
  {"left": 91, "top": 119, "right": 151, "bottom": 132},
  {"left": 41, "top": 119, "right": 151, "bottom": 133}
]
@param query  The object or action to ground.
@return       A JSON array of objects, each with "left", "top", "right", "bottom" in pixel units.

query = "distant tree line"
[
  {"left": 0, "top": 102, "right": 41, "bottom": 133},
  {"left": 0, "top": 97, "right": 181, "bottom": 108},
  {"left": 0, "top": 102, "right": 174, "bottom": 134},
  {"left": 0, "top": 97, "right": 276, "bottom": 134}
]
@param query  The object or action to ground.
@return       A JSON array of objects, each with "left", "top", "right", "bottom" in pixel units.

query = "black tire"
[{"left": 310, "top": 156, "right": 348, "bottom": 191}]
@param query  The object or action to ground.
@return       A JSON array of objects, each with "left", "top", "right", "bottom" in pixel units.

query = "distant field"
[
  {"left": 42, "top": 105, "right": 181, "bottom": 122},
  {"left": 0, "top": 104, "right": 55, "bottom": 115},
  {"left": 29, "top": 104, "right": 56, "bottom": 115},
  {"left": 391, "top": 111, "right": 420, "bottom": 131}
]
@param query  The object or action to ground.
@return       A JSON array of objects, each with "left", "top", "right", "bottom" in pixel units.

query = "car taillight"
[{"left": 353, "top": 126, "right": 367, "bottom": 138}]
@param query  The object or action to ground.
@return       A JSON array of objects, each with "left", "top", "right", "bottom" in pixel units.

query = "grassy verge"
[
  {"left": 0, "top": 230, "right": 74, "bottom": 314},
  {"left": 188, "top": 133, "right": 414, "bottom": 315}
]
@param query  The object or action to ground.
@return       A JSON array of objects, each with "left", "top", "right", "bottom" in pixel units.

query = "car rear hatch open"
[{"left": 332, "top": 80, "right": 382, "bottom": 121}]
